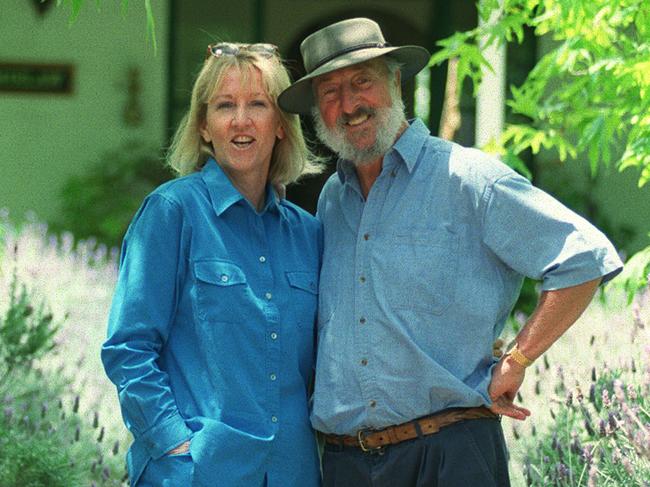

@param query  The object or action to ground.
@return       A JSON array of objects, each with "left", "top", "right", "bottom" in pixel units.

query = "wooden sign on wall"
[{"left": 0, "top": 63, "right": 74, "bottom": 94}]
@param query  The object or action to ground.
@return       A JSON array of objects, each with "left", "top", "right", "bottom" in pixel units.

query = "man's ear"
[{"left": 394, "top": 69, "right": 402, "bottom": 96}]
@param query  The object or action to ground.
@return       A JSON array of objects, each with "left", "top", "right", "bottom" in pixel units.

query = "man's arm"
[{"left": 488, "top": 277, "right": 601, "bottom": 420}]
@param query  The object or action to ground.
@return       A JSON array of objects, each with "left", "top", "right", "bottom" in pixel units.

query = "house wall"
[{"left": 0, "top": 1, "right": 169, "bottom": 223}]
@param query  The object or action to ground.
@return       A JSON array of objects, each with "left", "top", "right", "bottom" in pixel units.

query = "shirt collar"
[
  {"left": 200, "top": 158, "right": 284, "bottom": 218},
  {"left": 336, "top": 118, "right": 431, "bottom": 184},
  {"left": 392, "top": 118, "right": 430, "bottom": 173}
]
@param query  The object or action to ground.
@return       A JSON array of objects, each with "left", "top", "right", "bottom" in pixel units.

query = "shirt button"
[
  {"left": 359, "top": 317, "right": 366, "bottom": 324},
  {"left": 220, "top": 274, "right": 229, "bottom": 282},
  {"left": 361, "top": 358, "right": 368, "bottom": 366},
  {"left": 359, "top": 276, "right": 366, "bottom": 283},
  {"left": 270, "top": 373, "right": 277, "bottom": 381},
  {"left": 271, "top": 416, "right": 278, "bottom": 423},
  {"left": 270, "top": 332, "right": 278, "bottom": 340},
  {"left": 390, "top": 169, "right": 397, "bottom": 177},
  {"left": 369, "top": 400, "right": 377, "bottom": 408},
  {"left": 363, "top": 233, "right": 370, "bottom": 240},
  {"left": 259, "top": 256, "right": 266, "bottom": 263},
  {"left": 265, "top": 292, "right": 272, "bottom": 300}
]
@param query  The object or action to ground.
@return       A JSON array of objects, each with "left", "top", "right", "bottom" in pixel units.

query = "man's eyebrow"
[{"left": 314, "top": 74, "right": 335, "bottom": 86}]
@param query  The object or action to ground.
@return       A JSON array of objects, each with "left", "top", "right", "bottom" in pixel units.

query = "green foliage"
[
  {"left": 0, "top": 274, "right": 59, "bottom": 385},
  {"left": 52, "top": 141, "right": 173, "bottom": 248},
  {"left": 610, "top": 244, "right": 650, "bottom": 303},
  {"left": 56, "top": 0, "right": 157, "bottom": 50},
  {"left": 0, "top": 281, "right": 127, "bottom": 486},
  {"left": 431, "top": 0, "right": 650, "bottom": 299},
  {"left": 0, "top": 426, "right": 82, "bottom": 487},
  {"left": 431, "top": 0, "right": 650, "bottom": 186},
  {"left": 520, "top": 361, "right": 650, "bottom": 486},
  {"left": 0, "top": 369, "right": 128, "bottom": 486}
]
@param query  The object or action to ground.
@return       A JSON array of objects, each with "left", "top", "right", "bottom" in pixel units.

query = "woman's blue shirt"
[{"left": 101, "top": 159, "right": 322, "bottom": 486}]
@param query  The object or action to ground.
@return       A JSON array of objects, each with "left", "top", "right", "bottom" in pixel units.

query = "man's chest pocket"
[
  {"left": 193, "top": 259, "right": 254, "bottom": 324},
  {"left": 285, "top": 271, "right": 318, "bottom": 327},
  {"left": 373, "top": 228, "right": 459, "bottom": 316}
]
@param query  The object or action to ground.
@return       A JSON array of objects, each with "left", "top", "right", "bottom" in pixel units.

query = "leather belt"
[{"left": 323, "top": 407, "right": 497, "bottom": 452}]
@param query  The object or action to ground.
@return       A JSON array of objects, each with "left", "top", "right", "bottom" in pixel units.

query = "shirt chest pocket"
[
  {"left": 193, "top": 260, "right": 252, "bottom": 324},
  {"left": 373, "top": 228, "right": 459, "bottom": 316},
  {"left": 285, "top": 271, "right": 318, "bottom": 328}
]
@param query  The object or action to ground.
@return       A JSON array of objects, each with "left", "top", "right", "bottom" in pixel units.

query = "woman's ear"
[
  {"left": 199, "top": 121, "right": 211, "bottom": 143},
  {"left": 276, "top": 123, "right": 286, "bottom": 140}
]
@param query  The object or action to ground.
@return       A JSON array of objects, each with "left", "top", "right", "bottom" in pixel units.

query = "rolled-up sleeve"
[
  {"left": 101, "top": 193, "right": 193, "bottom": 459},
  {"left": 481, "top": 173, "right": 623, "bottom": 290}
]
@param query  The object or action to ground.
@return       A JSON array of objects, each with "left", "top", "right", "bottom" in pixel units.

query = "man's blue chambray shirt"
[
  {"left": 312, "top": 119, "right": 623, "bottom": 435},
  {"left": 101, "top": 159, "right": 322, "bottom": 487}
]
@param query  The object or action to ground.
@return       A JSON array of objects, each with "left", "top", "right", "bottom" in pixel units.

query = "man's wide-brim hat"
[{"left": 278, "top": 18, "right": 431, "bottom": 115}]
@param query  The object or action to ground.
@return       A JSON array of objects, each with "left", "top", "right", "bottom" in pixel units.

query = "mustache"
[{"left": 337, "top": 106, "right": 376, "bottom": 127}]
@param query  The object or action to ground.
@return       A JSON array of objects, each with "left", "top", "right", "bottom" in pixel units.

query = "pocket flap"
[
  {"left": 194, "top": 260, "right": 246, "bottom": 286},
  {"left": 286, "top": 271, "right": 318, "bottom": 294}
]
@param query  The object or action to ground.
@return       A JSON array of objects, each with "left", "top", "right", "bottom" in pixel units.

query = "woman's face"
[{"left": 200, "top": 65, "right": 285, "bottom": 181}]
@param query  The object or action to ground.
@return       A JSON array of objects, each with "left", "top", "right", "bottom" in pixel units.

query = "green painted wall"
[{"left": 0, "top": 1, "right": 169, "bottom": 224}]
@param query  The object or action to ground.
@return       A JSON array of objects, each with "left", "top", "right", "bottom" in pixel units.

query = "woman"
[{"left": 101, "top": 43, "right": 323, "bottom": 487}]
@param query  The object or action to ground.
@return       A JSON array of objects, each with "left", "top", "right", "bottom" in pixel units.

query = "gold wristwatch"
[{"left": 506, "top": 343, "right": 533, "bottom": 367}]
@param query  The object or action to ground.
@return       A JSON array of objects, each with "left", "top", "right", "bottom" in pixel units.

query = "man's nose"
[{"left": 340, "top": 85, "right": 360, "bottom": 114}]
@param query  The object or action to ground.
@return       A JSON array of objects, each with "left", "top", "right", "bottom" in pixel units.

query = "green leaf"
[
  {"left": 69, "top": 0, "right": 84, "bottom": 23},
  {"left": 145, "top": 0, "right": 157, "bottom": 53},
  {"left": 607, "top": 245, "right": 650, "bottom": 303},
  {"left": 502, "top": 148, "right": 533, "bottom": 180}
]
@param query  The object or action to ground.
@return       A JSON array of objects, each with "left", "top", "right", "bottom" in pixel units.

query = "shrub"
[
  {"left": 0, "top": 273, "right": 58, "bottom": 383},
  {"left": 0, "top": 267, "right": 127, "bottom": 486},
  {"left": 51, "top": 140, "right": 172, "bottom": 249},
  {"left": 0, "top": 213, "right": 124, "bottom": 442},
  {"left": 1, "top": 368, "right": 128, "bottom": 486},
  {"left": 521, "top": 361, "right": 650, "bottom": 486},
  {"left": 504, "top": 284, "right": 650, "bottom": 486}
]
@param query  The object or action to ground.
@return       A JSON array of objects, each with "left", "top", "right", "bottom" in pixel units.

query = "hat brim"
[{"left": 278, "top": 45, "right": 430, "bottom": 115}]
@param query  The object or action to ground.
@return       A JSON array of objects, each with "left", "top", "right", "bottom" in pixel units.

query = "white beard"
[{"left": 312, "top": 97, "right": 406, "bottom": 167}]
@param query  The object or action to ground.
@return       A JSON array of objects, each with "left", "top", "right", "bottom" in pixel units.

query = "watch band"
[{"left": 507, "top": 343, "right": 534, "bottom": 367}]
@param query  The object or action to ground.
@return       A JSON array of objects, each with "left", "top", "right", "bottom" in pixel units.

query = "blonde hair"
[{"left": 167, "top": 44, "right": 322, "bottom": 185}]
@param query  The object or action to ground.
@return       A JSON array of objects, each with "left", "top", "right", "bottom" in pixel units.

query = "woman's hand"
[{"left": 167, "top": 441, "right": 190, "bottom": 455}]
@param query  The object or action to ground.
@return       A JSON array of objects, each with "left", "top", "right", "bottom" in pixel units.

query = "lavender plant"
[
  {"left": 0, "top": 212, "right": 129, "bottom": 485},
  {"left": 521, "top": 361, "right": 649, "bottom": 486},
  {"left": 0, "top": 211, "right": 124, "bottom": 442},
  {"left": 504, "top": 284, "right": 650, "bottom": 486},
  {"left": 1, "top": 370, "right": 128, "bottom": 486},
  {"left": 0, "top": 272, "right": 58, "bottom": 384}
]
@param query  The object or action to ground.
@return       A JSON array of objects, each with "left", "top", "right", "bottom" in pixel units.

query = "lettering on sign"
[{"left": 0, "top": 63, "right": 74, "bottom": 94}]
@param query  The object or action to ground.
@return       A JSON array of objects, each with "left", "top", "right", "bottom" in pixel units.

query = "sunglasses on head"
[{"left": 205, "top": 43, "right": 279, "bottom": 60}]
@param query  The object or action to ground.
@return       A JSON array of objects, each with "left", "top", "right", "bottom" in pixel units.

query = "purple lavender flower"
[
  {"left": 589, "top": 383, "right": 596, "bottom": 404},
  {"left": 602, "top": 389, "right": 611, "bottom": 409},
  {"left": 582, "top": 446, "right": 593, "bottom": 464},
  {"left": 566, "top": 390, "right": 573, "bottom": 407},
  {"left": 599, "top": 419, "right": 607, "bottom": 436}
]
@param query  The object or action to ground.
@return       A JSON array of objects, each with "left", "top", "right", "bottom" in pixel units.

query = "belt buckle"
[{"left": 357, "top": 429, "right": 382, "bottom": 453}]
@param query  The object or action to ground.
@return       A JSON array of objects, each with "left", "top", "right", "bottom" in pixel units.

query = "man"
[{"left": 278, "top": 18, "right": 623, "bottom": 487}]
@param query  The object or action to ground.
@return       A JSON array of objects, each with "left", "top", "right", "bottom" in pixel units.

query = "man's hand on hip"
[{"left": 488, "top": 355, "right": 531, "bottom": 420}]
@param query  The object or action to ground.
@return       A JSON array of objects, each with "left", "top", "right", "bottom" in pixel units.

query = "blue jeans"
[{"left": 322, "top": 417, "right": 510, "bottom": 487}]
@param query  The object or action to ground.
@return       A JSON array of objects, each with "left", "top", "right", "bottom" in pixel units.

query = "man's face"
[{"left": 311, "top": 59, "right": 405, "bottom": 165}]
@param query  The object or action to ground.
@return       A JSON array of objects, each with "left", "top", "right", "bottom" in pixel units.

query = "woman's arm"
[{"left": 101, "top": 193, "right": 193, "bottom": 459}]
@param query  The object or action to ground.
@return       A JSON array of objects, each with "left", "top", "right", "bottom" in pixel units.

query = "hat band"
[{"left": 309, "top": 42, "right": 390, "bottom": 73}]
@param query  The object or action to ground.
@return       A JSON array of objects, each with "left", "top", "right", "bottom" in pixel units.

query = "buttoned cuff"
[{"left": 138, "top": 412, "right": 193, "bottom": 460}]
